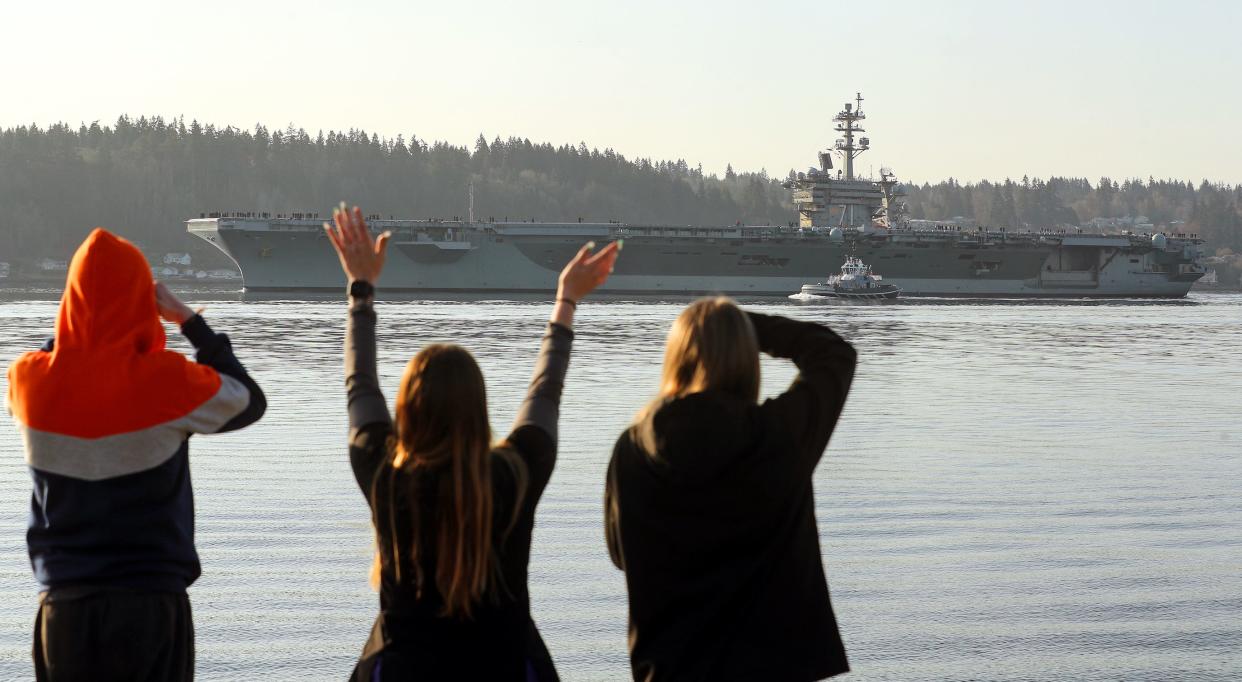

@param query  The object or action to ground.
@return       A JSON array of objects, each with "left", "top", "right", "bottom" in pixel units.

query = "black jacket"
[
  {"left": 605, "top": 311, "right": 857, "bottom": 682},
  {"left": 344, "top": 294, "right": 570, "bottom": 681}
]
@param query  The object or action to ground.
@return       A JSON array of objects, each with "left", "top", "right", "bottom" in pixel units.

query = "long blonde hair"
[
  {"left": 636, "top": 297, "right": 760, "bottom": 448},
  {"left": 371, "top": 344, "right": 525, "bottom": 619}
]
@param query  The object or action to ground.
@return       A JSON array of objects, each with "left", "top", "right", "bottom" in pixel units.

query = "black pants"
[{"left": 34, "top": 586, "right": 194, "bottom": 682}]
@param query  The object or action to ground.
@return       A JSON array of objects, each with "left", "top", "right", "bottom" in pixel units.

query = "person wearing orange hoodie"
[{"left": 6, "top": 228, "right": 266, "bottom": 681}]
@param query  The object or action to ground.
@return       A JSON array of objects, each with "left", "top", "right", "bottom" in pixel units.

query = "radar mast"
[{"left": 833, "top": 92, "right": 869, "bottom": 181}]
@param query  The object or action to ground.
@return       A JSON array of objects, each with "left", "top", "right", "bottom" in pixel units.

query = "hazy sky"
[{"left": 4, "top": 0, "right": 1239, "bottom": 184}]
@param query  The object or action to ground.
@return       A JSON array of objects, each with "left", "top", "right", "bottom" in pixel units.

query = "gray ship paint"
[
  {"left": 187, "top": 219, "right": 1205, "bottom": 298},
  {"left": 186, "top": 94, "right": 1208, "bottom": 298}
]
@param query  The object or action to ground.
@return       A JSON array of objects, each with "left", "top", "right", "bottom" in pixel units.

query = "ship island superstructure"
[{"left": 187, "top": 94, "right": 1207, "bottom": 297}]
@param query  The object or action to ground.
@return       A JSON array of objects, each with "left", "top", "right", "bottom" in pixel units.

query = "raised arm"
[
  {"left": 324, "top": 203, "right": 393, "bottom": 435},
  {"left": 506, "top": 322, "right": 573, "bottom": 492},
  {"left": 180, "top": 315, "right": 266, "bottom": 432},
  {"left": 345, "top": 290, "right": 389, "bottom": 432},
  {"left": 155, "top": 282, "right": 266, "bottom": 433},
  {"left": 749, "top": 311, "right": 857, "bottom": 473},
  {"left": 324, "top": 204, "right": 394, "bottom": 497},
  {"left": 506, "top": 240, "right": 620, "bottom": 496}
]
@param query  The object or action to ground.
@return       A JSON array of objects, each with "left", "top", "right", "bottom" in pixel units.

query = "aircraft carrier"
[{"left": 186, "top": 95, "right": 1207, "bottom": 297}]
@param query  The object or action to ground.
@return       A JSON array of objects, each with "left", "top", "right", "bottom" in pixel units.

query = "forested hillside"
[
  {"left": 0, "top": 116, "right": 788, "bottom": 264},
  {"left": 1, "top": 116, "right": 1239, "bottom": 267},
  {"left": 905, "top": 177, "right": 1242, "bottom": 251}
]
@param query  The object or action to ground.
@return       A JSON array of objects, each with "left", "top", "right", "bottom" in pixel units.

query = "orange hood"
[
  {"left": 55, "top": 228, "right": 166, "bottom": 353},
  {"left": 7, "top": 229, "right": 223, "bottom": 438}
]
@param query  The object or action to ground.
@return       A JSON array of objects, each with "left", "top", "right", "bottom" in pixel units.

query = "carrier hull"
[
  {"left": 185, "top": 93, "right": 1207, "bottom": 299},
  {"left": 188, "top": 219, "right": 1205, "bottom": 298}
]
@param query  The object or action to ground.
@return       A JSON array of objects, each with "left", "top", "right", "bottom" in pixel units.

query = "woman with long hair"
[
  {"left": 325, "top": 205, "right": 618, "bottom": 681},
  {"left": 605, "top": 298, "right": 858, "bottom": 681}
]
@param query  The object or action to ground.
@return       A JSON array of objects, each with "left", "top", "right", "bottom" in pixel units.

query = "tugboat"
[{"left": 796, "top": 256, "right": 901, "bottom": 300}]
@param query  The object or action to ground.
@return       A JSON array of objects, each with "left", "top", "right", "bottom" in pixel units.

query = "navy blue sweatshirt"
[{"left": 15, "top": 315, "right": 266, "bottom": 593}]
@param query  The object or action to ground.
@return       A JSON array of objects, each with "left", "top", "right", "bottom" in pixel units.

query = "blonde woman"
[
  {"left": 605, "top": 298, "right": 857, "bottom": 681},
  {"left": 325, "top": 206, "right": 618, "bottom": 681}
]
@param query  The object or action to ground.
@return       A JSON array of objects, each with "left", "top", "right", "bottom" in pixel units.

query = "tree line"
[
  {"left": 905, "top": 176, "right": 1242, "bottom": 251},
  {"left": 1, "top": 116, "right": 1239, "bottom": 268},
  {"left": 0, "top": 117, "right": 788, "bottom": 266}
]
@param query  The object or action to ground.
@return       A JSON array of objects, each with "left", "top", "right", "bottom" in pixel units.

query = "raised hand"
[
  {"left": 550, "top": 240, "right": 620, "bottom": 329},
  {"left": 154, "top": 281, "right": 195, "bottom": 325},
  {"left": 558, "top": 240, "right": 621, "bottom": 303},
  {"left": 324, "top": 203, "right": 392, "bottom": 283}
]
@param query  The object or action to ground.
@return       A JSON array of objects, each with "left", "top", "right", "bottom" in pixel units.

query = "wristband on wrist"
[
  {"left": 557, "top": 297, "right": 577, "bottom": 309},
  {"left": 349, "top": 280, "right": 375, "bottom": 299}
]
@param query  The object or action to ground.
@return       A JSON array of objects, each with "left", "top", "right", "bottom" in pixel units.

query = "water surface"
[{"left": 1, "top": 290, "right": 1239, "bottom": 680}]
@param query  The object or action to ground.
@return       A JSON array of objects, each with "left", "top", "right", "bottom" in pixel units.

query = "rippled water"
[{"left": 1, "top": 289, "right": 1240, "bottom": 681}]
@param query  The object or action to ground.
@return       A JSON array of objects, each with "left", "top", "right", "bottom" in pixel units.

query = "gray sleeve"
[
  {"left": 183, "top": 374, "right": 252, "bottom": 434},
  {"left": 346, "top": 296, "right": 391, "bottom": 431},
  {"left": 510, "top": 322, "right": 574, "bottom": 440}
]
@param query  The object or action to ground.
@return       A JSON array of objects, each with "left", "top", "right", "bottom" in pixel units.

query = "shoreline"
[
  {"left": 1, "top": 275, "right": 241, "bottom": 287},
  {"left": 4, "top": 277, "right": 1239, "bottom": 296}
]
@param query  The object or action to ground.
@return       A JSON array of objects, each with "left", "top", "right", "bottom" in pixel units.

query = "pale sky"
[{"left": 3, "top": 0, "right": 1239, "bottom": 184}]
